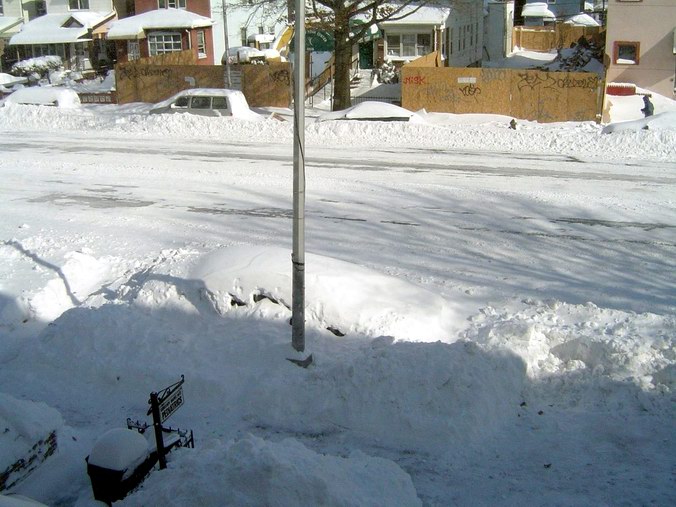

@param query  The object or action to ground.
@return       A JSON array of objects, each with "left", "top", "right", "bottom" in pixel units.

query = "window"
[
  {"left": 212, "top": 97, "right": 229, "bottom": 110},
  {"left": 416, "top": 34, "right": 430, "bottom": 55},
  {"left": 614, "top": 41, "right": 640, "bottom": 65},
  {"left": 402, "top": 34, "right": 416, "bottom": 57},
  {"left": 158, "top": 0, "right": 186, "bottom": 8},
  {"left": 36, "top": 0, "right": 47, "bottom": 15},
  {"left": 148, "top": 33, "right": 182, "bottom": 56},
  {"left": 174, "top": 96, "right": 189, "bottom": 108},
  {"left": 387, "top": 33, "right": 432, "bottom": 59},
  {"left": 197, "top": 30, "right": 206, "bottom": 59},
  {"left": 386, "top": 34, "right": 401, "bottom": 57},
  {"left": 448, "top": 27, "right": 453, "bottom": 55},
  {"left": 190, "top": 96, "right": 211, "bottom": 109},
  {"left": 69, "top": 0, "right": 89, "bottom": 9},
  {"left": 240, "top": 27, "right": 247, "bottom": 46},
  {"left": 127, "top": 40, "right": 140, "bottom": 61},
  {"left": 0, "top": 1, "right": 4, "bottom": 16}
]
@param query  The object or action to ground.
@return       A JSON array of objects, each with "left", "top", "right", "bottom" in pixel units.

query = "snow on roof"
[
  {"left": 0, "top": 16, "right": 23, "bottom": 35},
  {"left": 9, "top": 12, "right": 113, "bottom": 45},
  {"left": 564, "top": 13, "right": 600, "bottom": 27},
  {"left": 522, "top": 2, "right": 556, "bottom": 19},
  {"left": 0, "top": 73, "right": 27, "bottom": 86},
  {"left": 107, "top": 8, "right": 213, "bottom": 40},
  {"left": 379, "top": 4, "right": 450, "bottom": 26}
]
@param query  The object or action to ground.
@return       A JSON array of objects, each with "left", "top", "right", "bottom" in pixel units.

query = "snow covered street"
[{"left": 0, "top": 101, "right": 674, "bottom": 506}]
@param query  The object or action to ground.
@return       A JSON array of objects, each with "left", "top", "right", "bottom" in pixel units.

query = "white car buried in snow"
[
  {"left": 0, "top": 87, "right": 80, "bottom": 108},
  {"left": 149, "top": 88, "right": 264, "bottom": 121}
]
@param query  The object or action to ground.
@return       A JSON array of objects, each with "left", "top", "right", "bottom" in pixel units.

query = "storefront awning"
[{"left": 9, "top": 12, "right": 114, "bottom": 45}]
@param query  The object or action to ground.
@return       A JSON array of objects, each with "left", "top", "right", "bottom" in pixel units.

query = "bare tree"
[
  {"left": 233, "top": 0, "right": 430, "bottom": 110},
  {"left": 307, "top": 1, "right": 429, "bottom": 110}
]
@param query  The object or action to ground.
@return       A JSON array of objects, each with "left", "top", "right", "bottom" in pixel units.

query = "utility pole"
[
  {"left": 291, "top": 0, "right": 306, "bottom": 355},
  {"left": 221, "top": 1, "right": 232, "bottom": 87}
]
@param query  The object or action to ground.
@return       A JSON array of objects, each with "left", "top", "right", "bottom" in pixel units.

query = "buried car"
[
  {"left": 149, "top": 88, "right": 263, "bottom": 121},
  {"left": 0, "top": 87, "right": 80, "bottom": 108}
]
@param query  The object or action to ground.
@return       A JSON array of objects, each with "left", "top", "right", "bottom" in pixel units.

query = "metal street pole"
[
  {"left": 222, "top": 1, "right": 232, "bottom": 88},
  {"left": 291, "top": 0, "right": 306, "bottom": 353}
]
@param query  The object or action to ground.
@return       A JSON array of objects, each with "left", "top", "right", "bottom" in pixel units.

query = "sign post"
[
  {"left": 291, "top": 0, "right": 307, "bottom": 356},
  {"left": 147, "top": 375, "right": 185, "bottom": 469}
]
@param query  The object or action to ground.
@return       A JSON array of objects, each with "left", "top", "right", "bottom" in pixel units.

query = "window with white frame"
[
  {"left": 386, "top": 34, "right": 401, "bottom": 57},
  {"left": 387, "top": 33, "right": 431, "bottom": 59},
  {"left": 148, "top": 33, "right": 182, "bottom": 56},
  {"left": 197, "top": 30, "right": 206, "bottom": 59},
  {"left": 127, "top": 40, "right": 140, "bottom": 61},
  {"left": 158, "top": 0, "right": 186, "bottom": 8},
  {"left": 69, "top": 0, "right": 89, "bottom": 9}
]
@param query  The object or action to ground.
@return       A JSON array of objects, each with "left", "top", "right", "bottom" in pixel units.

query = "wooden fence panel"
[
  {"left": 115, "top": 62, "right": 292, "bottom": 107},
  {"left": 242, "top": 63, "right": 291, "bottom": 107},
  {"left": 402, "top": 66, "right": 602, "bottom": 122},
  {"left": 115, "top": 64, "right": 227, "bottom": 104}
]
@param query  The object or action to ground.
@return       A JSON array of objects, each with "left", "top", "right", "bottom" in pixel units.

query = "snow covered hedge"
[{"left": 11, "top": 56, "right": 63, "bottom": 78}]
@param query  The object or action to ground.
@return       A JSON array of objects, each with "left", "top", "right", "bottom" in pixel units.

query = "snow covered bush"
[
  {"left": 378, "top": 59, "right": 398, "bottom": 84},
  {"left": 11, "top": 56, "right": 63, "bottom": 79}
]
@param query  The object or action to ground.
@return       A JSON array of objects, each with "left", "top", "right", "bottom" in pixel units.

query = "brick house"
[{"left": 107, "top": 0, "right": 214, "bottom": 65}]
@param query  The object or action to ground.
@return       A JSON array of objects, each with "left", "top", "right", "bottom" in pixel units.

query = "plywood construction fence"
[
  {"left": 115, "top": 61, "right": 292, "bottom": 107},
  {"left": 241, "top": 63, "right": 291, "bottom": 108},
  {"left": 401, "top": 66, "right": 603, "bottom": 123},
  {"left": 513, "top": 25, "right": 603, "bottom": 52}
]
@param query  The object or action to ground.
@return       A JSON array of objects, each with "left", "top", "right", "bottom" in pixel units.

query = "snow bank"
[
  {"left": 122, "top": 434, "right": 422, "bottom": 507},
  {"left": 0, "top": 93, "right": 675, "bottom": 161},
  {"left": 601, "top": 111, "right": 676, "bottom": 134},
  {"left": 463, "top": 299, "right": 675, "bottom": 407},
  {"left": 318, "top": 102, "right": 420, "bottom": 122},
  {"left": 191, "top": 246, "right": 460, "bottom": 341},
  {"left": 0, "top": 393, "right": 62, "bottom": 476}
]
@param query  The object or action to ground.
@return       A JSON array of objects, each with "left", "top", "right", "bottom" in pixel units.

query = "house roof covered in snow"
[
  {"left": 564, "top": 13, "right": 600, "bottom": 27},
  {"left": 9, "top": 12, "right": 115, "bottom": 45},
  {"left": 379, "top": 5, "right": 450, "bottom": 26},
  {"left": 0, "top": 16, "right": 23, "bottom": 35},
  {"left": 522, "top": 2, "right": 556, "bottom": 19},
  {"left": 107, "top": 9, "right": 213, "bottom": 40}
]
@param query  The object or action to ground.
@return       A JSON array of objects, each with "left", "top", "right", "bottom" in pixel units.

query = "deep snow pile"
[
  {"left": 122, "top": 434, "right": 422, "bottom": 507},
  {"left": 0, "top": 94, "right": 674, "bottom": 506},
  {"left": 0, "top": 90, "right": 675, "bottom": 161}
]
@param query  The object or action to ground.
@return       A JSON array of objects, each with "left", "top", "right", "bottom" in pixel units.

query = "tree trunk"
[{"left": 332, "top": 23, "right": 352, "bottom": 111}]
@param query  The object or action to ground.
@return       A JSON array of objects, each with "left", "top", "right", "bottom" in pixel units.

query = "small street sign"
[
  {"left": 147, "top": 375, "right": 187, "bottom": 469},
  {"left": 159, "top": 385, "right": 184, "bottom": 423}
]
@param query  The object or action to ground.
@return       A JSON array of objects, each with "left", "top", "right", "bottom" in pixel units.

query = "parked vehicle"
[
  {"left": 149, "top": 89, "right": 263, "bottom": 120},
  {"left": 0, "top": 87, "right": 80, "bottom": 108}
]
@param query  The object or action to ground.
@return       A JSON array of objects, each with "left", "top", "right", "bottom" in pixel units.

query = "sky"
[{"left": 0, "top": 84, "right": 674, "bottom": 506}]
